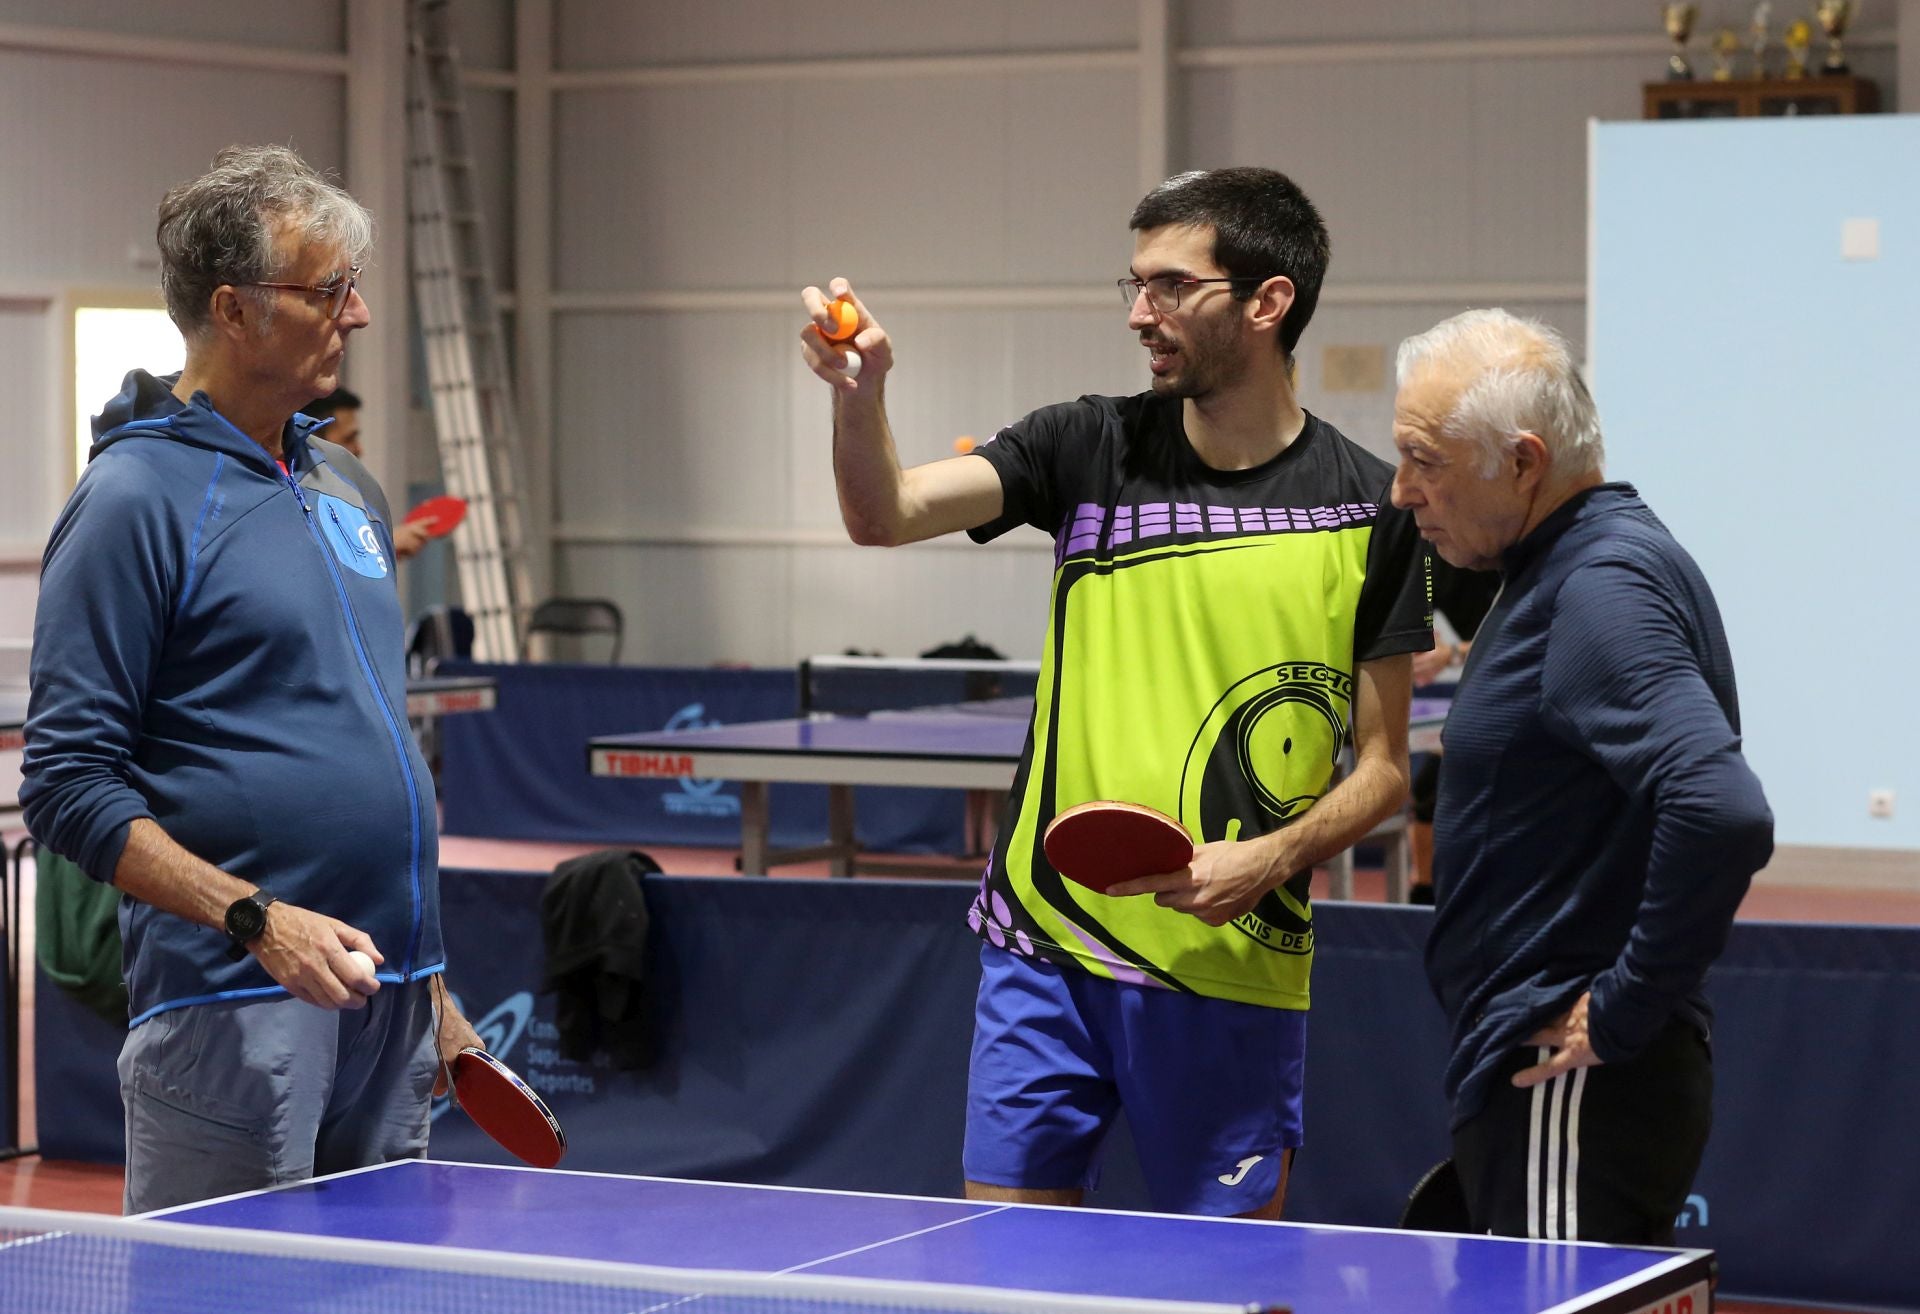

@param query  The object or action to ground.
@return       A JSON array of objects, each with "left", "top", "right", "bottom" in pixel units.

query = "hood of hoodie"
[{"left": 90, "top": 368, "right": 330, "bottom": 472}]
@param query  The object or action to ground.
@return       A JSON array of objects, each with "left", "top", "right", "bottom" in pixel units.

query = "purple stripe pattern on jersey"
[{"left": 1058, "top": 500, "right": 1379, "bottom": 563}]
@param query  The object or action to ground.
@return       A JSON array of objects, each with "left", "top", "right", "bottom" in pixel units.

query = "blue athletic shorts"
[{"left": 962, "top": 943, "right": 1306, "bottom": 1215}]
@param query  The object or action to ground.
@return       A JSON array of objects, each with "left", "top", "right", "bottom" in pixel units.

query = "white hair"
[{"left": 1395, "top": 309, "right": 1605, "bottom": 479}]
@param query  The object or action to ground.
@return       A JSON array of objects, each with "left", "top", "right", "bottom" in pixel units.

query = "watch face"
[{"left": 226, "top": 897, "right": 267, "bottom": 942}]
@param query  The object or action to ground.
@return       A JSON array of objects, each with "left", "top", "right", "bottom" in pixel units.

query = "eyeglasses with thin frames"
[
  {"left": 245, "top": 266, "right": 362, "bottom": 320},
  {"left": 1117, "top": 275, "right": 1261, "bottom": 314}
]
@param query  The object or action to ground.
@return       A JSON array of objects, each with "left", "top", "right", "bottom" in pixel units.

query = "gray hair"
[
  {"left": 1395, "top": 309, "right": 1605, "bottom": 479},
  {"left": 156, "top": 144, "right": 373, "bottom": 338}
]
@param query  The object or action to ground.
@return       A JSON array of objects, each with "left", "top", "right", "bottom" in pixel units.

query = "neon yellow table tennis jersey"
[{"left": 966, "top": 394, "right": 1431, "bottom": 1009}]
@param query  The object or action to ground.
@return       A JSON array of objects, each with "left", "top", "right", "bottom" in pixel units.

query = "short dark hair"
[
  {"left": 1129, "top": 167, "right": 1330, "bottom": 358},
  {"left": 303, "top": 386, "right": 361, "bottom": 417}
]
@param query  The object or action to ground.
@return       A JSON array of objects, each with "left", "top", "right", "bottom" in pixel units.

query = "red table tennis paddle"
[
  {"left": 403, "top": 494, "right": 468, "bottom": 539},
  {"left": 1043, "top": 800, "right": 1196, "bottom": 893},
  {"left": 450, "top": 1047, "right": 567, "bottom": 1169}
]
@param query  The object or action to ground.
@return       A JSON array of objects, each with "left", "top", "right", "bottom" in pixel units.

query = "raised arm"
[{"left": 801, "top": 280, "right": 1003, "bottom": 546}]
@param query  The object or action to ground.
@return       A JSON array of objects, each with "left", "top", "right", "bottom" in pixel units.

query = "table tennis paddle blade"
[
  {"left": 1043, "top": 801, "right": 1195, "bottom": 893},
  {"left": 451, "top": 1047, "right": 567, "bottom": 1169},
  {"left": 403, "top": 494, "right": 468, "bottom": 538}
]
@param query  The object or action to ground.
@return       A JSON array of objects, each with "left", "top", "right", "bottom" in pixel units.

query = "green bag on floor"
[{"left": 33, "top": 847, "right": 129, "bottom": 1025}]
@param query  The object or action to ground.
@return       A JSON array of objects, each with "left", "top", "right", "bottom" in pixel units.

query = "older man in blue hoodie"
[{"left": 23, "top": 145, "right": 478, "bottom": 1213}]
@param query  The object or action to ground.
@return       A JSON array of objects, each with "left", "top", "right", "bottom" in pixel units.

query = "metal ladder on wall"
[{"left": 404, "top": 0, "right": 532, "bottom": 661}]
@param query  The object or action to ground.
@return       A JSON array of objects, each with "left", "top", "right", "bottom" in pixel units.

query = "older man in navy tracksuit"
[{"left": 1389, "top": 309, "right": 1773, "bottom": 1244}]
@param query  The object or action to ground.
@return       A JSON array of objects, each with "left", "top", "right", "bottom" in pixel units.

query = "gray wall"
[
  {"left": 523, "top": 0, "right": 1901, "bottom": 663},
  {"left": 0, "top": 1, "right": 1907, "bottom": 666}
]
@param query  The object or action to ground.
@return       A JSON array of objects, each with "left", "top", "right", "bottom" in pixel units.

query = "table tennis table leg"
[
  {"left": 1383, "top": 827, "right": 1409, "bottom": 903},
  {"left": 1326, "top": 848, "right": 1354, "bottom": 902},
  {"left": 828, "top": 785, "right": 856, "bottom": 878},
  {"left": 740, "top": 782, "right": 771, "bottom": 875}
]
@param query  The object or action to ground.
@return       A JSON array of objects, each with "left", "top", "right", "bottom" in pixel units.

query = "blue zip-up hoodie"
[{"left": 22, "top": 369, "right": 444, "bottom": 1027}]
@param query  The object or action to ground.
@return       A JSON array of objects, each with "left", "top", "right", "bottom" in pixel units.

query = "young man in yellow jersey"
[{"left": 801, "top": 168, "right": 1430, "bottom": 1218}]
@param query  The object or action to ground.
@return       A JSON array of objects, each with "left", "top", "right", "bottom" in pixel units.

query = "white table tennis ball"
[
  {"left": 841, "top": 349, "right": 862, "bottom": 380},
  {"left": 347, "top": 949, "right": 376, "bottom": 977}
]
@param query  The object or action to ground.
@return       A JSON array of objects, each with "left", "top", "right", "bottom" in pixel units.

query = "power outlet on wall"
[{"left": 1868, "top": 788, "right": 1896, "bottom": 819}]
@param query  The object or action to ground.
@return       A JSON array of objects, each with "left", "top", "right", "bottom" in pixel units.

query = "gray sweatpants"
[{"left": 119, "top": 980, "right": 438, "bottom": 1215}]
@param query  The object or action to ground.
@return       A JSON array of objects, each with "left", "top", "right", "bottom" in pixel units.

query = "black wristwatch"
[{"left": 223, "top": 889, "right": 280, "bottom": 959}]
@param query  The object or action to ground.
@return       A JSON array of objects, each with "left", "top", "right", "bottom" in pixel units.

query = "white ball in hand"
[
  {"left": 841, "top": 349, "right": 862, "bottom": 380},
  {"left": 346, "top": 949, "right": 379, "bottom": 993}
]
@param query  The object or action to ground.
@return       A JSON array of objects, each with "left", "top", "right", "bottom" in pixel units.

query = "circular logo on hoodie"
[{"left": 315, "top": 493, "right": 391, "bottom": 579}]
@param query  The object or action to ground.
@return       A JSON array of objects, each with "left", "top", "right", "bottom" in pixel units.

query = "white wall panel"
[
  {"left": 557, "top": 70, "right": 1134, "bottom": 294},
  {"left": 556, "top": 542, "right": 793, "bottom": 665},
  {"left": 1460, "top": 1, "right": 1679, "bottom": 38},
  {"left": 1001, "top": 71, "right": 1143, "bottom": 283},
  {"left": 0, "top": 50, "right": 343, "bottom": 287},
  {"left": 449, "top": 0, "right": 514, "bottom": 70},
  {"left": 1182, "top": 62, "right": 1477, "bottom": 283},
  {"left": 1465, "top": 55, "right": 1640, "bottom": 282},
  {"left": 553, "top": 312, "right": 791, "bottom": 529},
  {"left": 1183, "top": 0, "right": 1472, "bottom": 46},
  {"left": 1183, "top": 1, "right": 1659, "bottom": 45},
  {"left": 784, "top": 541, "right": 1052, "bottom": 663},
  {"left": 0, "top": 301, "right": 55, "bottom": 554},
  {"left": 555, "top": 85, "right": 793, "bottom": 291},
  {"left": 1182, "top": 55, "right": 1647, "bottom": 286},
  {"left": 556, "top": 0, "right": 1133, "bottom": 70},
  {"left": 0, "top": 0, "right": 343, "bottom": 51},
  {"left": 467, "top": 86, "right": 517, "bottom": 290},
  {"left": 780, "top": 77, "right": 1008, "bottom": 287},
  {"left": 1007, "top": 307, "right": 1145, "bottom": 418}
]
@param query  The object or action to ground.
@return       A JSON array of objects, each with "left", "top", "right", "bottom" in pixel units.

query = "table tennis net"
[
  {"left": 799, "top": 656, "right": 1040, "bottom": 718},
  {"left": 0, "top": 1206, "right": 1264, "bottom": 1314}
]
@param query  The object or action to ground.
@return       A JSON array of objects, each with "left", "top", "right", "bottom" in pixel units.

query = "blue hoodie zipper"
[
  {"left": 170, "top": 400, "right": 428, "bottom": 977},
  {"left": 278, "top": 458, "right": 428, "bottom": 974}
]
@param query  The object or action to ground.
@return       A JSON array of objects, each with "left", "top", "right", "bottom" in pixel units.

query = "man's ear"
[
  {"left": 1511, "top": 431, "right": 1551, "bottom": 486},
  {"left": 1247, "top": 274, "right": 1295, "bottom": 337},
  {"left": 206, "top": 285, "right": 253, "bottom": 343}
]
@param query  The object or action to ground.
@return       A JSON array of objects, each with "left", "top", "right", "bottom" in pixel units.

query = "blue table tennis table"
[
  {"left": 586, "top": 697, "right": 1450, "bottom": 897},
  {"left": 0, "top": 1158, "right": 1708, "bottom": 1313}
]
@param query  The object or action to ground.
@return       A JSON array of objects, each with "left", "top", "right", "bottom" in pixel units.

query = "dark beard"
[{"left": 1144, "top": 310, "right": 1245, "bottom": 400}]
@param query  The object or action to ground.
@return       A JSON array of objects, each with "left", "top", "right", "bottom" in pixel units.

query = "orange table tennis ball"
[
  {"left": 953, "top": 436, "right": 977, "bottom": 455},
  {"left": 823, "top": 297, "right": 859, "bottom": 342}
]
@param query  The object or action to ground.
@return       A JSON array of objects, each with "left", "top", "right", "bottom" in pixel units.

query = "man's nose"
[
  {"left": 1126, "top": 288, "right": 1161, "bottom": 332},
  {"left": 1390, "top": 464, "right": 1419, "bottom": 509},
  {"left": 339, "top": 285, "right": 370, "bottom": 330}
]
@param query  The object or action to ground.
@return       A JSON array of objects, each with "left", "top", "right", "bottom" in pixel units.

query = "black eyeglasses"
[
  {"left": 245, "top": 266, "right": 362, "bottom": 320},
  {"left": 1117, "top": 275, "right": 1261, "bottom": 313}
]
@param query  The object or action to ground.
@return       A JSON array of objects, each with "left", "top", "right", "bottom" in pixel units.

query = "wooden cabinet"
[{"left": 1644, "top": 75, "right": 1878, "bottom": 119}]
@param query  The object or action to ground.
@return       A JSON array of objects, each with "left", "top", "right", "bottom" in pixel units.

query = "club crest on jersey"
[
  {"left": 315, "top": 492, "right": 391, "bottom": 579},
  {"left": 1177, "top": 661, "right": 1352, "bottom": 954}
]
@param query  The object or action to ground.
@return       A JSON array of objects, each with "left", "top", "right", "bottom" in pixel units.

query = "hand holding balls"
[{"left": 822, "top": 296, "right": 862, "bottom": 380}]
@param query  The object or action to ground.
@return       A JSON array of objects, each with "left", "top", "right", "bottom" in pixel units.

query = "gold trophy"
[
  {"left": 1815, "top": 0, "right": 1854, "bottom": 75},
  {"left": 1711, "top": 27, "right": 1740, "bottom": 79},
  {"left": 1748, "top": 1, "right": 1772, "bottom": 80},
  {"left": 1782, "top": 18, "right": 1812, "bottom": 78},
  {"left": 1663, "top": 3, "right": 1699, "bottom": 80}
]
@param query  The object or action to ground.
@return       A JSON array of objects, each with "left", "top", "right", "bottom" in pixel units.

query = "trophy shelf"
[{"left": 1644, "top": 75, "right": 1878, "bottom": 119}]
